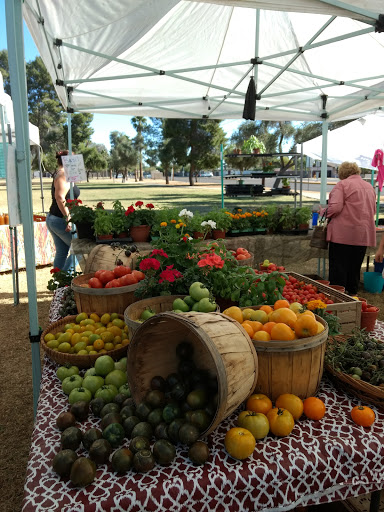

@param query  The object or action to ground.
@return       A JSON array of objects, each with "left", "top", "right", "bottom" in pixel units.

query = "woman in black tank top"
[{"left": 46, "top": 150, "right": 80, "bottom": 271}]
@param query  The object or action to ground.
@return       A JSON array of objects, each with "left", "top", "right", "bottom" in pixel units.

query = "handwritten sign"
[{"left": 62, "top": 154, "right": 87, "bottom": 183}]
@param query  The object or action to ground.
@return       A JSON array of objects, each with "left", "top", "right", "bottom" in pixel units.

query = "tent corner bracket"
[
  {"left": 54, "top": 38, "right": 62, "bottom": 47},
  {"left": 375, "top": 14, "right": 384, "bottom": 33},
  {"left": 251, "top": 58, "right": 262, "bottom": 65},
  {"left": 29, "top": 330, "right": 43, "bottom": 344}
]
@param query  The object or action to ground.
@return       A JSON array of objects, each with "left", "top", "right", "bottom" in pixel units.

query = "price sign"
[{"left": 62, "top": 154, "right": 87, "bottom": 182}]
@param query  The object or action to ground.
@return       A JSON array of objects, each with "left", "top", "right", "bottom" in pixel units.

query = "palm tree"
[{"left": 131, "top": 116, "right": 148, "bottom": 181}]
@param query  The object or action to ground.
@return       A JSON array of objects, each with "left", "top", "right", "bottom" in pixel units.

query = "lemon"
[
  {"left": 80, "top": 336, "right": 90, "bottom": 345},
  {"left": 58, "top": 332, "right": 72, "bottom": 343},
  {"left": 101, "top": 331, "right": 114, "bottom": 343},
  {"left": 112, "top": 318, "right": 125, "bottom": 329},
  {"left": 74, "top": 341, "right": 87, "bottom": 353},
  {"left": 46, "top": 340, "right": 60, "bottom": 349},
  {"left": 76, "top": 312, "right": 88, "bottom": 323},
  {"left": 77, "top": 349, "right": 89, "bottom": 356},
  {"left": 70, "top": 333, "right": 82, "bottom": 347},
  {"left": 110, "top": 313, "right": 119, "bottom": 320},
  {"left": 58, "top": 342, "right": 71, "bottom": 353},
  {"left": 44, "top": 333, "right": 55, "bottom": 342},
  {"left": 104, "top": 342, "right": 114, "bottom": 351},
  {"left": 100, "top": 313, "right": 111, "bottom": 325},
  {"left": 89, "top": 350, "right": 98, "bottom": 355},
  {"left": 90, "top": 313, "right": 101, "bottom": 323},
  {"left": 55, "top": 332, "right": 62, "bottom": 340}
]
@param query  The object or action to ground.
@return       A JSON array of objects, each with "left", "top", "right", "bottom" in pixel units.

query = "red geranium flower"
[
  {"left": 158, "top": 265, "right": 183, "bottom": 283},
  {"left": 125, "top": 205, "right": 135, "bottom": 216},
  {"left": 139, "top": 258, "right": 161, "bottom": 271},
  {"left": 135, "top": 201, "right": 144, "bottom": 207},
  {"left": 146, "top": 203, "right": 154, "bottom": 209},
  {"left": 50, "top": 267, "right": 61, "bottom": 274},
  {"left": 151, "top": 249, "right": 168, "bottom": 258}
]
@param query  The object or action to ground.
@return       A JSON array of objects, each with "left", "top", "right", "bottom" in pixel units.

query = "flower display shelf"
[{"left": 95, "top": 236, "right": 133, "bottom": 244}]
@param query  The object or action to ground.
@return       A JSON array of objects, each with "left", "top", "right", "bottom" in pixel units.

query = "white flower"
[
  {"left": 179, "top": 209, "right": 193, "bottom": 218},
  {"left": 201, "top": 219, "right": 216, "bottom": 229}
]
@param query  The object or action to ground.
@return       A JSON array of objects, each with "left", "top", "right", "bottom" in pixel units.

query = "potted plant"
[
  {"left": 66, "top": 199, "right": 96, "bottom": 240},
  {"left": 279, "top": 206, "right": 296, "bottom": 233},
  {"left": 295, "top": 206, "right": 311, "bottom": 232},
  {"left": 93, "top": 208, "right": 114, "bottom": 239},
  {"left": 206, "top": 209, "right": 233, "bottom": 239},
  {"left": 249, "top": 209, "right": 268, "bottom": 233},
  {"left": 282, "top": 177, "right": 291, "bottom": 191},
  {"left": 125, "top": 201, "right": 156, "bottom": 242},
  {"left": 111, "top": 200, "right": 129, "bottom": 238},
  {"left": 242, "top": 135, "right": 266, "bottom": 155},
  {"left": 264, "top": 205, "right": 279, "bottom": 234},
  {"left": 188, "top": 212, "right": 205, "bottom": 239},
  {"left": 228, "top": 208, "right": 252, "bottom": 235}
]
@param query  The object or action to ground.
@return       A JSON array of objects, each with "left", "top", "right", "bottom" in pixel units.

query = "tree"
[
  {"left": 131, "top": 116, "right": 149, "bottom": 181},
  {"left": 0, "top": 50, "right": 10, "bottom": 95},
  {"left": 77, "top": 142, "right": 108, "bottom": 181},
  {"left": 109, "top": 131, "right": 138, "bottom": 181},
  {"left": 64, "top": 113, "right": 94, "bottom": 150},
  {"left": 163, "top": 119, "right": 226, "bottom": 186}
]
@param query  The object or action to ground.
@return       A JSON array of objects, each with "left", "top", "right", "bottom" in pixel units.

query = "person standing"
[
  {"left": 46, "top": 150, "right": 80, "bottom": 271},
  {"left": 325, "top": 161, "right": 376, "bottom": 295}
]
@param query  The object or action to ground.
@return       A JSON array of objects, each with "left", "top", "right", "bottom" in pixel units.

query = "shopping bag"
[{"left": 309, "top": 212, "right": 328, "bottom": 249}]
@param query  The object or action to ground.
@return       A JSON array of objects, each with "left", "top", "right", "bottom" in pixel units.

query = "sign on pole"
[{"left": 62, "top": 154, "right": 86, "bottom": 182}]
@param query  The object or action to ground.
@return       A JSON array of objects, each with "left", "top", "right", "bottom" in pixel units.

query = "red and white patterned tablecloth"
[{"left": 22, "top": 327, "right": 384, "bottom": 512}]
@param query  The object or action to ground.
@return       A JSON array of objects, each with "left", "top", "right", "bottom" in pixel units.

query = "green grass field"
[{"left": 0, "top": 177, "right": 313, "bottom": 214}]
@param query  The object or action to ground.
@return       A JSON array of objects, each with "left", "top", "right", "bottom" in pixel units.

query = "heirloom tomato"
[
  {"left": 113, "top": 266, "right": 131, "bottom": 278},
  {"left": 224, "top": 427, "right": 256, "bottom": 460},
  {"left": 246, "top": 394, "right": 272, "bottom": 415},
  {"left": 350, "top": 405, "right": 375, "bottom": 427},
  {"left": 275, "top": 393, "right": 304, "bottom": 420},
  {"left": 237, "top": 411, "right": 269, "bottom": 440},
  {"left": 303, "top": 397, "right": 326, "bottom": 420},
  {"left": 99, "top": 270, "right": 115, "bottom": 285},
  {"left": 267, "top": 408, "right": 295, "bottom": 437}
]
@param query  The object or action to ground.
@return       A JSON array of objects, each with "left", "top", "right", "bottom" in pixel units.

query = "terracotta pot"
[
  {"left": 360, "top": 304, "right": 379, "bottom": 332},
  {"left": 193, "top": 231, "right": 204, "bottom": 239},
  {"left": 253, "top": 148, "right": 260, "bottom": 154},
  {"left": 298, "top": 223, "right": 309, "bottom": 231},
  {"left": 97, "top": 234, "right": 113, "bottom": 240},
  {"left": 206, "top": 232, "right": 212, "bottom": 240},
  {"left": 329, "top": 284, "right": 345, "bottom": 293},
  {"left": 129, "top": 225, "right": 151, "bottom": 242},
  {"left": 117, "top": 232, "right": 128, "bottom": 238},
  {"left": 212, "top": 229, "right": 226, "bottom": 240},
  {"left": 316, "top": 279, "right": 330, "bottom": 286}
]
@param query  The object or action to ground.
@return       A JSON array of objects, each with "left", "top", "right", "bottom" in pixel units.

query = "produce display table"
[
  {"left": 0, "top": 222, "right": 55, "bottom": 272},
  {"left": 22, "top": 325, "right": 384, "bottom": 511}
]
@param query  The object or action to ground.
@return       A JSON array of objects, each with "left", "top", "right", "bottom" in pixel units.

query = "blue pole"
[
  {"left": 67, "top": 112, "right": 76, "bottom": 269},
  {"left": 220, "top": 143, "right": 224, "bottom": 208},
  {"left": 320, "top": 120, "right": 328, "bottom": 206},
  {"left": 5, "top": 0, "right": 41, "bottom": 415}
]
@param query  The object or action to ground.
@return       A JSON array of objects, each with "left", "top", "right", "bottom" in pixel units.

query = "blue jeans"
[{"left": 46, "top": 213, "right": 74, "bottom": 271}]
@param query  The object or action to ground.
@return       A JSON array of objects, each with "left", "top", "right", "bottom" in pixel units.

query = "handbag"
[{"left": 310, "top": 211, "right": 328, "bottom": 249}]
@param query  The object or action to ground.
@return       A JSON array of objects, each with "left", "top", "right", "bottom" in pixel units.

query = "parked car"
[{"left": 199, "top": 171, "right": 214, "bottom": 177}]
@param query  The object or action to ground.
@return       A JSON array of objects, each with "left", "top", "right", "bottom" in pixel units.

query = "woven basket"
[
  {"left": 41, "top": 314, "right": 127, "bottom": 368},
  {"left": 325, "top": 335, "right": 384, "bottom": 410},
  {"left": 124, "top": 295, "right": 220, "bottom": 340},
  {"left": 236, "top": 252, "right": 254, "bottom": 267}
]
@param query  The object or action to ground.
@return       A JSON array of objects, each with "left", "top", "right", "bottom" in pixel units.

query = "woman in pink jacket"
[{"left": 326, "top": 161, "right": 376, "bottom": 295}]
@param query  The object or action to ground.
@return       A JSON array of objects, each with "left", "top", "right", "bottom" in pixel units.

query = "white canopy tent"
[
  {"left": 5, "top": 0, "right": 384, "bottom": 412},
  {"left": 302, "top": 112, "right": 384, "bottom": 169}
]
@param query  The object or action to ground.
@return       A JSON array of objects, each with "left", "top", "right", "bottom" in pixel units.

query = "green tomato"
[
  {"left": 189, "top": 282, "right": 210, "bottom": 302},
  {"left": 56, "top": 364, "right": 79, "bottom": 382},
  {"left": 172, "top": 298, "right": 190, "bottom": 312},
  {"left": 95, "top": 384, "right": 118, "bottom": 404},
  {"left": 140, "top": 309, "right": 156, "bottom": 321},
  {"left": 102, "top": 422, "right": 125, "bottom": 448},
  {"left": 62, "top": 374, "right": 83, "bottom": 395},
  {"left": 183, "top": 295, "right": 196, "bottom": 308},
  {"left": 119, "top": 383, "right": 131, "bottom": 398},
  {"left": 68, "top": 387, "right": 92, "bottom": 405},
  {"left": 192, "top": 302, "right": 201, "bottom": 312},
  {"left": 114, "top": 357, "right": 127, "bottom": 372},
  {"left": 349, "top": 367, "right": 363, "bottom": 377},
  {"left": 82, "top": 375, "right": 105, "bottom": 396},
  {"left": 197, "top": 298, "right": 217, "bottom": 313},
  {"left": 105, "top": 370, "right": 127, "bottom": 389},
  {"left": 94, "top": 355, "right": 115, "bottom": 377},
  {"left": 84, "top": 367, "right": 97, "bottom": 378}
]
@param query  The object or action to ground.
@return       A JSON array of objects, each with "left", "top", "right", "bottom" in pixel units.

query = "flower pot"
[
  {"left": 193, "top": 231, "right": 204, "bottom": 239},
  {"left": 315, "top": 279, "right": 330, "bottom": 286},
  {"left": 298, "top": 223, "right": 309, "bottom": 231},
  {"left": 75, "top": 221, "right": 96, "bottom": 240},
  {"left": 129, "top": 225, "right": 151, "bottom": 242},
  {"left": 253, "top": 148, "right": 260, "bottom": 154},
  {"left": 360, "top": 304, "right": 379, "bottom": 332},
  {"left": 206, "top": 232, "right": 212, "bottom": 240},
  {"left": 212, "top": 229, "right": 226, "bottom": 240},
  {"left": 117, "top": 231, "right": 128, "bottom": 238},
  {"left": 329, "top": 284, "right": 345, "bottom": 293},
  {"left": 97, "top": 234, "right": 113, "bottom": 241}
]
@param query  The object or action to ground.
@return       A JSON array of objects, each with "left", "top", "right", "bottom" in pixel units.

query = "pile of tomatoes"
[
  {"left": 87, "top": 266, "right": 145, "bottom": 288},
  {"left": 282, "top": 275, "right": 334, "bottom": 305},
  {"left": 230, "top": 247, "right": 252, "bottom": 261}
]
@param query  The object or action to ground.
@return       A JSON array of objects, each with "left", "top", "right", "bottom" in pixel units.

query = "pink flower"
[
  {"left": 146, "top": 203, "right": 154, "bottom": 209},
  {"left": 139, "top": 258, "right": 161, "bottom": 271},
  {"left": 125, "top": 205, "right": 135, "bottom": 216},
  {"left": 135, "top": 201, "right": 144, "bottom": 207},
  {"left": 151, "top": 249, "right": 168, "bottom": 258}
]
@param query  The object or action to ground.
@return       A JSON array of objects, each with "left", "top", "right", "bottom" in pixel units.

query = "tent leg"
[
  {"left": 320, "top": 120, "right": 328, "bottom": 206},
  {"left": 376, "top": 190, "right": 380, "bottom": 226},
  {"left": 220, "top": 143, "right": 224, "bottom": 208},
  {"left": 6, "top": 0, "right": 41, "bottom": 415},
  {"left": 67, "top": 112, "right": 76, "bottom": 270},
  {"left": 9, "top": 226, "right": 20, "bottom": 305},
  {"left": 37, "top": 147, "right": 45, "bottom": 213}
]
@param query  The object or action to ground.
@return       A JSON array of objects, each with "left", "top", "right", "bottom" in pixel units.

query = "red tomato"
[
  {"left": 88, "top": 277, "right": 103, "bottom": 288},
  {"left": 361, "top": 302, "right": 368, "bottom": 312},
  {"left": 99, "top": 270, "right": 115, "bottom": 284},
  {"left": 113, "top": 265, "right": 132, "bottom": 278},
  {"left": 108, "top": 279, "right": 121, "bottom": 288},
  {"left": 367, "top": 306, "right": 378, "bottom": 312},
  {"left": 132, "top": 270, "right": 145, "bottom": 282},
  {"left": 120, "top": 273, "right": 138, "bottom": 286},
  {"left": 95, "top": 269, "right": 106, "bottom": 280}
]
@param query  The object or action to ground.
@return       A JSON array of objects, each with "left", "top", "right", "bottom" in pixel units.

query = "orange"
[
  {"left": 303, "top": 397, "right": 326, "bottom": 420},
  {"left": 252, "top": 330, "right": 271, "bottom": 341},
  {"left": 294, "top": 315, "right": 318, "bottom": 338},
  {"left": 275, "top": 393, "right": 304, "bottom": 420},
  {"left": 262, "top": 321, "right": 276, "bottom": 334},
  {"left": 248, "top": 321, "right": 263, "bottom": 333},
  {"left": 241, "top": 322, "right": 254, "bottom": 337},
  {"left": 270, "top": 308, "right": 297, "bottom": 328},
  {"left": 223, "top": 306, "right": 243, "bottom": 324},
  {"left": 259, "top": 305, "right": 273, "bottom": 314},
  {"left": 270, "top": 323, "right": 295, "bottom": 341},
  {"left": 273, "top": 299, "right": 290, "bottom": 310}
]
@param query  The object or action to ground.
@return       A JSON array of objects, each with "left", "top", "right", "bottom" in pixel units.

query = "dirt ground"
[{"left": 0, "top": 260, "right": 383, "bottom": 512}]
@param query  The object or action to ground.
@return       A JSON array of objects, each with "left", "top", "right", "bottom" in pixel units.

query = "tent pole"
[
  {"left": 67, "top": 112, "right": 76, "bottom": 270},
  {"left": 37, "top": 146, "right": 45, "bottom": 212},
  {"left": 376, "top": 189, "right": 380, "bottom": 227},
  {"left": 300, "top": 144, "right": 303, "bottom": 207},
  {"left": 320, "top": 120, "right": 329, "bottom": 206},
  {"left": 220, "top": 143, "right": 224, "bottom": 208},
  {"left": 5, "top": 0, "right": 41, "bottom": 415}
]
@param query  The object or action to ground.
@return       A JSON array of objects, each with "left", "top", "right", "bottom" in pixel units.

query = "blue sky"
[{"left": 0, "top": 0, "right": 241, "bottom": 150}]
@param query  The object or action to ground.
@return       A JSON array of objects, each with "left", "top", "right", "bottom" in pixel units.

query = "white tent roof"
[
  {"left": 301, "top": 112, "right": 384, "bottom": 169},
  {"left": 23, "top": 0, "right": 384, "bottom": 122}
]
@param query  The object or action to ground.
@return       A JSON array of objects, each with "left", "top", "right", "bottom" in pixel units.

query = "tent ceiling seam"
[{"left": 316, "top": 0, "right": 379, "bottom": 22}]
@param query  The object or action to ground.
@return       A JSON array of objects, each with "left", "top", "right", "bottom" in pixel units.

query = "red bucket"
[
  {"left": 329, "top": 284, "right": 345, "bottom": 293},
  {"left": 360, "top": 304, "right": 380, "bottom": 332}
]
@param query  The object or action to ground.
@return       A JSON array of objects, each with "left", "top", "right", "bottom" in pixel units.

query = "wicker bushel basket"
[
  {"left": 72, "top": 273, "right": 139, "bottom": 315},
  {"left": 127, "top": 311, "right": 258, "bottom": 436},
  {"left": 40, "top": 314, "right": 127, "bottom": 368},
  {"left": 325, "top": 335, "right": 384, "bottom": 411},
  {"left": 252, "top": 315, "right": 329, "bottom": 401}
]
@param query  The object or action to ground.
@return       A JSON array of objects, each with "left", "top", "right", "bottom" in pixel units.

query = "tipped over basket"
[
  {"left": 252, "top": 315, "right": 328, "bottom": 401},
  {"left": 72, "top": 273, "right": 139, "bottom": 315},
  {"left": 127, "top": 311, "right": 258, "bottom": 436}
]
